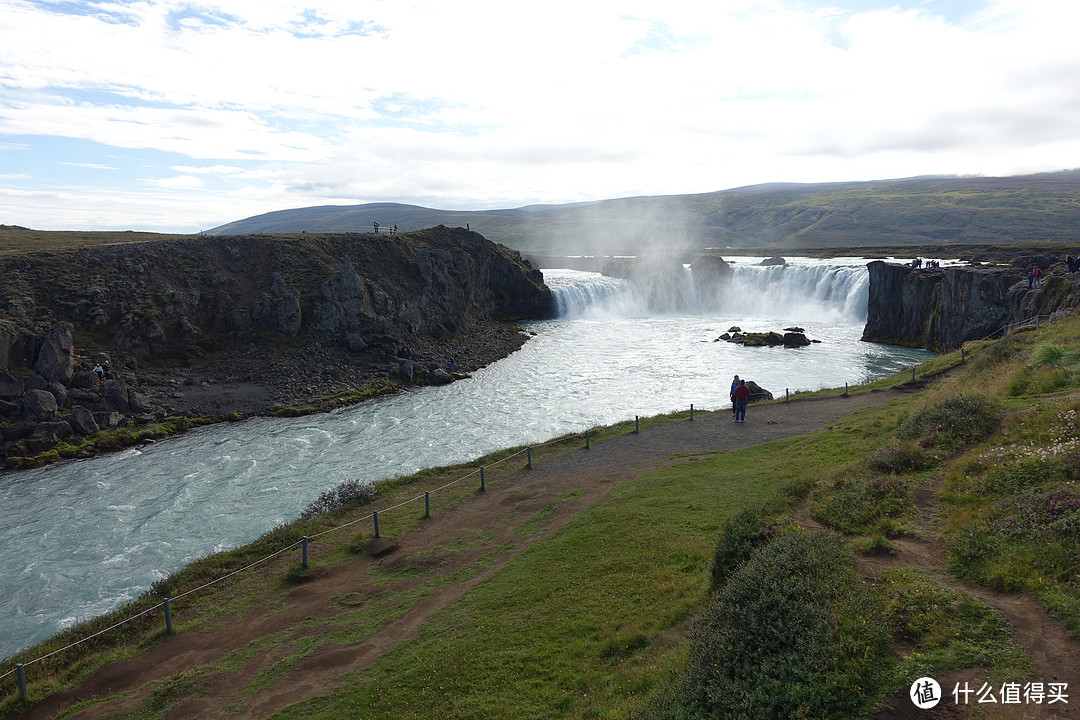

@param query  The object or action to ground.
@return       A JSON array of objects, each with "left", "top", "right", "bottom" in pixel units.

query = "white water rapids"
[{"left": 0, "top": 257, "right": 934, "bottom": 660}]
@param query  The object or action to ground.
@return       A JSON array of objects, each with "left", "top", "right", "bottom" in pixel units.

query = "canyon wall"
[{"left": 862, "top": 261, "right": 1080, "bottom": 351}]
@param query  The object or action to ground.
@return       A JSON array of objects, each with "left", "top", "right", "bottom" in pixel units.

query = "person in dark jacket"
[{"left": 733, "top": 379, "right": 751, "bottom": 423}]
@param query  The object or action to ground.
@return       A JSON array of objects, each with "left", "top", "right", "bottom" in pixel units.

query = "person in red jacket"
[{"left": 732, "top": 379, "right": 751, "bottom": 423}]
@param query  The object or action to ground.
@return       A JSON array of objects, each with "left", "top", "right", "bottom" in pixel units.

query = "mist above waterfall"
[{"left": 544, "top": 258, "right": 870, "bottom": 323}]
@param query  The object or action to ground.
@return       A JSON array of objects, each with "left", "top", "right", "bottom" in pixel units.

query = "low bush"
[
  {"left": 813, "top": 476, "right": 914, "bottom": 535},
  {"left": 300, "top": 479, "right": 377, "bottom": 519},
  {"left": 898, "top": 395, "right": 1000, "bottom": 452},
  {"left": 643, "top": 531, "right": 892, "bottom": 720},
  {"left": 871, "top": 440, "right": 934, "bottom": 474},
  {"left": 708, "top": 507, "right": 775, "bottom": 590}
]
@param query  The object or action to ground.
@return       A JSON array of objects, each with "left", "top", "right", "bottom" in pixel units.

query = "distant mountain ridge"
[{"left": 207, "top": 170, "right": 1080, "bottom": 253}]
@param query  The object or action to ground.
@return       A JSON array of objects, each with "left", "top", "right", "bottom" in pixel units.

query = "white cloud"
[{"left": 1, "top": 0, "right": 1079, "bottom": 231}]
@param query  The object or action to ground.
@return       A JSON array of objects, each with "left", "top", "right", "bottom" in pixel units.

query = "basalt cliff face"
[
  {"left": 861, "top": 260, "right": 1080, "bottom": 351},
  {"left": 0, "top": 226, "right": 553, "bottom": 468}
]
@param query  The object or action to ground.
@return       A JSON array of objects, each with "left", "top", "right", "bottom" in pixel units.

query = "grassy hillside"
[
  {"left": 205, "top": 171, "right": 1080, "bottom": 254},
  {"left": 4, "top": 317, "right": 1080, "bottom": 718}
]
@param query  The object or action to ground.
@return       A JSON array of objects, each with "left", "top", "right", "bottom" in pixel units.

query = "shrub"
[
  {"left": 676, "top": 531, "right": 892, "bottom": 720},
  {"left": 708, "top": 507, "right": 774, "bottom": 590},
  {"left": 974, "top": 334, "right": 1022, "bottom": 370},
  {"left": 813, "top": 476, "right": 914, "bottom": 535},
  {"left": 300, "top": 479, "right": 377, "bottom": 519},
  {"left": 898, "top": 395, "right": 1000, "bottom": 452},
  {"left": 871, "top": 440, "right": 933, "bottom": 474},
  {"left": 283, "top": 562, "right": 313, "bottom": 585},
  {"left": 1032, "top": 343, "right": 1066, "bottom": 366},
  {"left": 988, "top": 486, "right": 1080, "bottom": 544},
  {"left": 856, "top": 534, "right": 895, "bottom": 556}
]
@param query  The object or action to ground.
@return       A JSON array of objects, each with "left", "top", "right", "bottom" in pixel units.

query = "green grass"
[
  {"left": 880, "top": 568, "right": 1031, "bottom": 684},
  {"left": 14, "top": 316, "right": 1080, "bottom": 718},
  {"left": 270, "top": 421, "right": 892, "bottom": 720}
]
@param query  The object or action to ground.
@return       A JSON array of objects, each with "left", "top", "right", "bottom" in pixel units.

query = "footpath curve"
[{"left": 20, "top": 387, "right": 928, "bottom": 720}]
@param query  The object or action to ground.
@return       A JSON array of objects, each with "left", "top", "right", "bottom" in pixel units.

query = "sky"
[{"left": 2, "top": 0, "right": 1080, "bottom": 233}]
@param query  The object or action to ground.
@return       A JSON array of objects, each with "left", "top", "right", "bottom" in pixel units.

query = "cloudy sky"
[{"left": 2, "top": 0, "right": 1079, "bottom": 233}]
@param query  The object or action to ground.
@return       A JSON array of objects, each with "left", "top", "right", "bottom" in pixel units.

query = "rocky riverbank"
[{"left": 1, "top": 226, "right": 553, "bottom": 470}]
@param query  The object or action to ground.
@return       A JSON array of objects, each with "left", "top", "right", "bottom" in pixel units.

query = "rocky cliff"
[
  {"left": 0, "top": 226, "right": 553, "bottom": 469},
  {"left": 861, "top": 260, "right": 1080, "bottom": 351}
]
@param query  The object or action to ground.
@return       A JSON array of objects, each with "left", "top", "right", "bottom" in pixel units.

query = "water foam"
[{"left": 545, "top": 259, "right": 870, "bottom": 322}]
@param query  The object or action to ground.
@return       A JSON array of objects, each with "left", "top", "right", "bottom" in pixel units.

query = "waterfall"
[
  {"left": 543, "top": 260, "right": 870, "bottom": 322},
  {"left": 547, "top": 271, "right": 646, "bottom": 318},
  {"left": 715, "top": 262, "right": 869, "bottom": 322}
]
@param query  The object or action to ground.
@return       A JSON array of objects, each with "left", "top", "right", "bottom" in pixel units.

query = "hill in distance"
[{"left": 207, "top": 170, "right": 1080, "bottom": 254}]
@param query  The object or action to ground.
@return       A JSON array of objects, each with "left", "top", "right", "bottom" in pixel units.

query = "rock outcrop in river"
[{"left": 0, "top": 226, "right": 554, "bottom": 469}]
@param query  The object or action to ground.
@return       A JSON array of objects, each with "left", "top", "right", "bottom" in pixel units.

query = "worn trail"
[{"left": 18, "top": 387, "right": 947, "bottom": 719}]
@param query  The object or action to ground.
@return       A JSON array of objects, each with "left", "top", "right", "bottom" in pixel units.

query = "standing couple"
[{"left": 730, "top": 375, "right": 750, "bottom": 423}]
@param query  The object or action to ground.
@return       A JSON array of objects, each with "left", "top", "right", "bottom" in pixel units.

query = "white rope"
[{"left": 1, "top": 426, "right": 606, "bottom": 681}]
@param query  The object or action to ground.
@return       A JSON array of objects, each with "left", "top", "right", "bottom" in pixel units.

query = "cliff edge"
[
  {"left": 0, "top": 226, "right": 554, "bottom": 469},
  {"left": 862, "top": 260, "right": 1080, "bottom": 351}
]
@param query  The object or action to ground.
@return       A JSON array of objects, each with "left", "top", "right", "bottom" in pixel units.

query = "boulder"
[
  {"left": 128, "top": 390, "right": 153, "bottom": 414},
  {"left": 68, "top": 387, "right": 101, "bottom": 403},
  {"left": 95, "top": 411, "right": 124, "bottom": 429},
  {"left": 430, "top": 368, "right": 454, "bottom": 385},
  {"left": 71, "top": 370, "right": 96, "bottom": 390},
  {"left": 1, "top": 421, "right": 34, "bottom": 441},
  {"left": 20, "top": 389, "right": 57, "bottom": 421},
  {"left": 47, "top": 381, "right": 69, "bottom": 408},
  {"left": 747, "top": 380, "right": 773, "bottom": 403},
  {"left": 33, "top": 324, "right": 75, "bottom": 384},
  {"left": 782, "top": 332, "right": 811, "bottom": 348},
  {"left": 0, "top": 369, "right": 23, "bottom": 400},
  {"left": 32, "top": 420, "right": 73, "bottom": 439},
  {"left": 101, "top": 378, "right": 131, "bottom": 412},
  {"left": 69, "top": 405, "right": 100, "bottom": 436},
  {"left": 740, "top": 332, "right": 785, "bottom": 347},
  {"left": 760, "top": 256, "right": 786, "bottom": 266},
  {"left": 690, "top": 255, "right": 735, "bottom": 302}
]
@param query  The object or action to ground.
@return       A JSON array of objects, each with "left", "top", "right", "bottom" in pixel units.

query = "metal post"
[
  {"left": 424, "top": 491, "right": 430, "bottom": 518},
  {"left": 480, "top": 467, "right": 486, "bottom": 492},
  {"left": 912, "top": 367, "right": 916, "bottom": 381},
  {"left": 690, "top": 404, "right": 694, "bottom": 422},
  {"left": 585, "top": 430, "right": 590, "bottom": 449},
  {"left": 961, "top": 347, "right": 966, "bottom": 362},
  {"left": 163, "top": 598, "right": 173, "bottom": 635},
  {"left": 844, "top": 382, "right": 848, "bottom": 396},
  {"left": 526, "top": 447, "right": 532, "bottom": 468},
  {"left": 373, "top": 511, "right": 380, "bottom": 538},
  {"left": 635, "top": 416, "right": 639, "bottom": 433},
  {"left": 15, "top": 663, "right": 26, "bottom": 701},
  {"left": 785, "top": 388, "right": 789, "bottom": 403},
  {"left": 302, "top": 536, "right": 308, "bottom": 568}
]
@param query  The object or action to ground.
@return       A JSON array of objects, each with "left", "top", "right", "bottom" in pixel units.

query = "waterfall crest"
[{"left": 544, "top": 260, "right": 870, "bottom": 322}]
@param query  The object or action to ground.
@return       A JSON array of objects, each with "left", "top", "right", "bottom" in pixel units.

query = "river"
[{"left": 0, "top": 257, "right": 934, "bottom": 660}]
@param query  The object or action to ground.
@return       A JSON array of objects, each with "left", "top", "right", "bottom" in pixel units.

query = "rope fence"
[{"left": 0, "top": 354, "right": 965, "bottom": 702}]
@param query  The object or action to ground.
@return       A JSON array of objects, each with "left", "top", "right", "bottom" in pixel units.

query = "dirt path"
[
  {"left": 23, "top": 384, "right": 1070, "bottom": 720},
  {"left": 794, "top": 470, "right": 1080, "bottom": 718}
]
